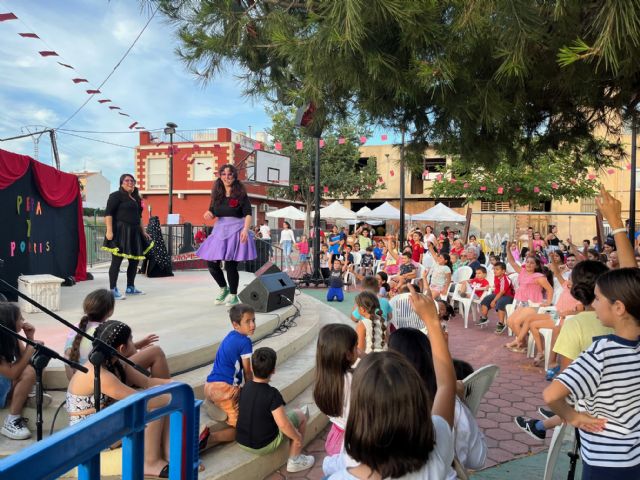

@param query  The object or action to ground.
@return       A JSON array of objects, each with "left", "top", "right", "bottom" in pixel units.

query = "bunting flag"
[
  {"left": 293, "top": 184, "right": 299, "bottom": 191},
  {"left": 422, "top": 170, "right": 429, "bottom": 179},
  {"left": 118, "top": 112, "right": 130, "bottom": 116},
  {"left": 551, "top": 182, "right": 559, "bottom": 189},
  {"left": 319, "top": 139, "right": 325, "bottom": 148},
  {"left": 381, "top": 134, "right": 388, "bottom": 141},
  {"left": 72, "top": 78, "right": 88, "bottom": 83},
  {"left": 108, "top": 106, "right": 121, "bottom": 110},
  {"left": 436, "top": 174, "right": 443, "bottom": 181},
  {"left": 323, "top": 186, "right": 329, "bottom": 193},
  {"left": 128, "top": 121, "right": 138, "bottom": 129},
  {"left": 135, "top": 126, "right": 145, "bottom": 129},
  {"left": 449, "top": 177, "right": 457, "bottom": 183},
  {"left": 359, "top": 136, "right": 367, "bottom": 144},
  {"left": 607, "top": 168, "right": 615, "bottom": 175},
  {"left": 274, "top": 142, "right": 282, "bottom": 151},
  {"left": 98, "top": 99, "right": 112, "bottom": 103},
  {"left": 497, "top": 186, "right": 504, "bottom": 194},
  {"left": 389, "top": 169, "right": 394, "bottom": 176},
  {"left": 0, "top": 13, "right": 18, "bottom": 21},
  {"left": 57, "top": 62, "right": 74, "bottom": 69},
  {"left": 86, "top": 89, "right": 101, "bottom": 94},
  {"left": 463, "top": 182, "right": 470, "bottom": 189},
  {"left": 296, "top": 140, "right": 303, "bottom": 150},
  {"left": 253, "top": 142, "right": 261, "bottom": 150},
  {"left": 18, "top": 33, "right": 39, "bottom": 38},
  {"left": 338, "top": 137, "right": 345, "bottom": 145},
  {"left": 479, "top": 185, "right": 486, "bottom": 191},
  {"left": 310, "top": 186, "right": 314, "bottom": 192},
  {"left": 533, "top": 186, "right": 540, "bottom": 193},
  {"left": 39, "top": 51, "right": 59, "bottom": 57},
  {"left": 588, "top": 174, "right": 596, "bottom": 180},
  {"left": 626, "top": 164, "right": 632, "bottom": 171}
]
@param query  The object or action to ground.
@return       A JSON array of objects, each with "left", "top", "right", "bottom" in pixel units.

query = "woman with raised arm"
[{"left": 197, "top": 164, "right": 256, "bottom": 306}]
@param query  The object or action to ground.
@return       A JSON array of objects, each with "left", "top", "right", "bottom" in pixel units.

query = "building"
[
  {"left": 71, "top": 171, "right": 110, "bottom": 209},
  {"left": 134, "top": 128, "right": 303, "bottom": 229}
]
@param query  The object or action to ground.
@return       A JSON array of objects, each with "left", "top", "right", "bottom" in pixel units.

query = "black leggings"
[
  {"left": 207, "top": 260, "right": 240, "bottom": 294},
  {"left": 109, "top": 255, "right": 139, "bottom": 290}
]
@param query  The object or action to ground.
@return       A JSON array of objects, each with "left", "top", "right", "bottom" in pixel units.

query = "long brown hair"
[
  {"left": 345, "top": 352, "right": 435, "bottom": 477},
  {"left": 68, "top": 289, "right": 115, "bottom": 363},
  {"left": 313, "top": 324, "right": 357, "bottom": 418},
  {"left": 0, "top": 303, "right": 22, "bottom": 363},
  {"left": 355, "top": 291, "right": 386, "bottom": 351},
  {"left": 211, "top": 164, "right": 247, "bottom": 206}
]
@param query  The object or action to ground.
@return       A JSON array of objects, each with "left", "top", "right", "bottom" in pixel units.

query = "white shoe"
[
  {"left": 287, "top": 454, "right": 315, "bottom": 473},
  {"left": 1, "top": 417, "right": 31, "bottom": 440}
]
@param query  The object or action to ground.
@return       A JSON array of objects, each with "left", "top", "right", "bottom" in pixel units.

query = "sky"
[{"left": 0, "top": 0, "right": 274, "bottom": 189}]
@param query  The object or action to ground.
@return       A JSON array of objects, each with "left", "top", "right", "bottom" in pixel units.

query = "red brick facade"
[{"left": 135, "top": 128, "right": 303, "bottom": 227}]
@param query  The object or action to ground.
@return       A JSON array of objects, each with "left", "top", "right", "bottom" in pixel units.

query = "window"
[
  {"left": 481, "top": 201, "right": 510, "bottom": 212},
  {"left": 581, "top": 198, "right": 596, "bottom": 213},
  {"left": 193, "top": 156, "right": 214, "bottom": 181},
  {"left": 410, "top": 171, "right": 424, "bottom": 194},
  {"left": 424, "top": 157, "right": 446, "bottom": 175},
  {"left": 356, "top": 157, "right": 369, "bottom": 171},
  {"left": 148, "top": 157, "right": 168, "bottom": 189},
  {"left": 530, "top": 200, "right": 552, "bottom": 212}
]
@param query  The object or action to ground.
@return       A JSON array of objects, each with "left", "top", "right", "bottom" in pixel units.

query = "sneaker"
[
  {"left": 287, "top": 454, "right": 315, "bottom": 473},
  {"left": 225, "top": 294, "right": 240, "bottom": 306},
  {"left": 112, "top": 288, "right": 126, "bottom": 300},
  {"left": 545, "top": 365, "right": 560, "bottom": 381},
  {"left": 26, "top": 391, "right": 53, "bottom": 409},
  {"left": 214, "top": 287, "right": 230, "bottom": 305},
  {"left": 538, "top": 407, "right": 555, "bottom": 420},
  {"left": 125, "top": 285, "right": 145, "bottom": 295},
  {"left": 495, "top": 322, "right": 507, "bottom": 334},
  {"left": 1, "top": 417, "right": 31, "bottom": 440},
  {"left": 514, "top": 416, "right": 546, "bottom": 441},
  {"left": 475, "top": 317, "right": 489, "bottom": 326}
]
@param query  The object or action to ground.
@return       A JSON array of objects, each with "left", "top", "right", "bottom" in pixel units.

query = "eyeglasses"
[
  {"left": 220, "top": 172, "right": 235, "bottom": 177},
  {"left": 123, "top": 179, "right": 136, "bottom": 184}
]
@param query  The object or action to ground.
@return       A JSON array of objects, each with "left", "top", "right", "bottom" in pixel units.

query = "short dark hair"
[
  {"left": 366, "top": 246, "right": 373, "bottom": 252},
  {"left": 583, "top": 239, "right": 591, "bottom": 245},
  {"left": 566, "top": 253, "right": 576, "bottom": 260},
  {"left": 252, "top": 347, "right": 277, "bottom": 379},
  {"left": 596, "top": 268, "right": 640, "bottom": 324},
  {"left": 361, "top": 276, "right": 379, "bottom": 291},
  {"left": 570, "top": 260, "right": 609, "bottom": 306},
  {"left": 402, "top": 251, "right": 412, "bottom": 259},
  {"left": 475, "top": 266, "right": 487, "bottom": 275},
  {"left": 494, "top": 261, "right": 507, "bottom": 271},
  {"left": 229, "top": 304, "right": 255, "bottom": 325}
]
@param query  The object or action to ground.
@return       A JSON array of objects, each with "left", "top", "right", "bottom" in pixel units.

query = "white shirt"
[
  {"left": 259, "top": 224, "right": 271, "bottom": 239},
  {"left": 328, "top": 372, "right": 353, "bottom": 430},
  {"left": 279, "top": 229, "right": 295, "bottom": 243},
  {"left": 323, "top": 415, "right": 454, "bottom": 479}
]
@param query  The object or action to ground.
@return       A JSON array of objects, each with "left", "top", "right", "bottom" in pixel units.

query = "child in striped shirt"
[{"left": 543, "top": 268, "right": 640, "bottom": 479}]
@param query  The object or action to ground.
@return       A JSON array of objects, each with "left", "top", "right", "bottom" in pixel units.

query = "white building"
[{"left": 71, "top": 171, "right": 110, "bottom": 209}]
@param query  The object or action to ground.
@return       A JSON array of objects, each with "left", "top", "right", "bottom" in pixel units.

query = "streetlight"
[{"left": 164, "top": 122, "right": 178, "bottom": 256}]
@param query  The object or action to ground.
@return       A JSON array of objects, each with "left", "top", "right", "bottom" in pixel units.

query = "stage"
[{"left": 23, "top": 267, "right": 297, "bottom": 389}]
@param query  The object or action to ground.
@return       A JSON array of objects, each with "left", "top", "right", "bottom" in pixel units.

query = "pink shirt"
[
  {"left": 556, "top": 288, "right": 580, "bottom": 314},
  {"left": 514, "top": 268, "right": 545, "bottom": 303},
  {"left": 296, "top": 241, "right": 309, "bottom": 254}
]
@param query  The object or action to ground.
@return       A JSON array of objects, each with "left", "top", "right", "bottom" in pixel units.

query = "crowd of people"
[{"left": 0, "top": 178, "right": 639, "bottom": 479}]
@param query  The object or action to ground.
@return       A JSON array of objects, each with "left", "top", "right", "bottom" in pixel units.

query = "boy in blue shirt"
[
  {"left": 373, "top": 240, "right": 384, "bottom": 260},
  {"left": 202, "top": 304, "right": 255, "bottom": 446}
]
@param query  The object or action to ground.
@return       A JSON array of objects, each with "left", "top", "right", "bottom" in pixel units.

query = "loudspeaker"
[
  {"left": 255, "top": 262, "right": 281, "bottom": 277},
  {"left": 239, "top": 272, "right": 296, "bottom": 313}
]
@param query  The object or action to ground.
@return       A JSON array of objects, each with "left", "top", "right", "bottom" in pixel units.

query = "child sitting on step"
[
  {"left": 64, "top": 289, "right": 168, "bottom": 380},
  {"left": 236, "top": 347, "right": 315, "bottom": 473},
  {"left": 0, "top": 303, "right": 50, "bottom": 440},
  {"left": 313, "top": 324, "right": 358, "bottom": 455},
  {"left": 202, "top": 304, "right": 254, "bottom": 447}
]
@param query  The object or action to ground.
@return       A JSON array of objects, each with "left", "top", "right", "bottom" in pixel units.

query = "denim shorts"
[
  {"left": 0, "top": 375, "right": 12, "bottom": 408},
  {"left": 299, "top": 254, "right": 308, "bottom": 262}
]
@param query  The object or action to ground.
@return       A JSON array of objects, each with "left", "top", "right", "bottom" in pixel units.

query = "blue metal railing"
[{"left": 0, "top": 382, "right": 200, "bottom": 480}]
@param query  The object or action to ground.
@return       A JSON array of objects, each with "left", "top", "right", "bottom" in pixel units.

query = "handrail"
[{"left": 0, "top": 382, "right": 199, "bottom": 480}]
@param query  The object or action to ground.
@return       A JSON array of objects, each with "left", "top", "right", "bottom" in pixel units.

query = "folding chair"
[
  {"left": 543, "top": 424, "right": 569, "bottom": 480},
  {"left": 462, "top": 364, "right": 500, "bottom": 416}
]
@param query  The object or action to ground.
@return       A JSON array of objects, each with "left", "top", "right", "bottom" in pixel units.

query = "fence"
[{"left": 0, "top": 382, "right": 200, "bottom": 480}]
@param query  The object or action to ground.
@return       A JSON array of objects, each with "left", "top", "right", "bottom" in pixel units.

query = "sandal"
[
  {"left": 533, "top": 354, "right": 545, "bottom": 367},
  {"left": 507, "top": 345, "right": 526, "bottom": 353},
  {"left": 144, "top": 464, "right": 169, "bottom": 479}
]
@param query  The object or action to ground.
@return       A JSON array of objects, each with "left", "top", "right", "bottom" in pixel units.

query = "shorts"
[
  {"left": 299, "top": 254, "right": 308, "bottom": 262},
  {"left": 204, "top": 382, "right": 240, "bottom": 427},
  {"left": 238, "top": 410, "right": 301, "bottom": 455},
  {"left": 480, "top": 294, "right": 514, "bottom": 312},
  {"left": 325, "top": 423, "right": 344, "bottom": 455},
  {"left": 0, "top": 376, "right": 12, "bottom": 409}
]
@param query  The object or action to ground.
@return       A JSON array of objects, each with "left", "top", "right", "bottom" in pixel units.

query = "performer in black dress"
[{"left": 102, "top": 174, "right": 153, "bottom": 299}]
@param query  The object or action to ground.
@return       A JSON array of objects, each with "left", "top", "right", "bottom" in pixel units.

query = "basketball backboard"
[{"left": 246, "top": 150, "right": 291, "bottom": 187}]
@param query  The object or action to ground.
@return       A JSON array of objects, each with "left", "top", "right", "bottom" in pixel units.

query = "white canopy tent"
[
  {"left": 411, "top": 202, "right": 466, "bottom": 222},
  {"left": 358, "top": 201, "right": 412, "bottom": 221},
  {"left": 312, "top": 200, "right": 357, "bottom": 220},
  {"left": 345, "top": 206, "right": 383, "bottom": 226},
  {"left": 265, "top": 205, "right": 306, "bottom": 221}
]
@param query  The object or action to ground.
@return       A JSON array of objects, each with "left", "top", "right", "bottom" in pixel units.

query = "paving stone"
[
  {"left": 501, "top": 439, "right": 531, "bottom": 455},
  {"left": 485, "top": 428, "right": 514, "bottom": 441}
]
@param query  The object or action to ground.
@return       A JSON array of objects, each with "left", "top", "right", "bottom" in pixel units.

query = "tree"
[
  {"left": 265, "top": 108, "right": 381, "bottom": 230},
  {"left": 429, "top": 141, "right": 616, "bottom": 208},
  {"left": 157, "top": 0, "right": 637, "bottom": 168}
]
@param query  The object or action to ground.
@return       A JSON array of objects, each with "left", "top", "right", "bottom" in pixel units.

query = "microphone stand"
[{"left": 0, "top": 323, "right": 87, "bottom": 441}]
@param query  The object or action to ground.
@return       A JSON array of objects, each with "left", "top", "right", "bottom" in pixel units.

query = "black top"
[
  {"left": 468, "top": 259, "right": 482, "bottom": 279},
  {"left": 548, "top": 235, "right": 560, "bottom": 246},
  {"left": 236, "top": 381, "right": 286, "bottom": 449},
  {"left": 105, "top": 191, "right": 142, "bottom": 225},
  {"left": 208, "top": 195, "right": 252, "bottom": 218},
  {"left": 328, "top": 268, "right": 344, "bottom": 289}
]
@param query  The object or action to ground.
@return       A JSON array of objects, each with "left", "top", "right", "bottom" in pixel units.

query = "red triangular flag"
[
  {"left": 293, "top": 185, "right": 299, "bottom": 191},
  {"left": 319, "top": 139, "right": 325, "bottom": 148},
  {"left": 0, "top": 13, "right": 18, "bottom": 22},
  {"left": 296, "top": 140, "right": 303, "bottom": 150},
  {"left": 39, "top": 51, "right": 59, "bottom": 57},
  {"left": 72, "top": 78, "right": 88, "bottom": 83},
  {"left": 359, "top": 136, "right": 367, "bottom": 144},
  {"left": 128, "top": 122, "right": 138, "bottom": 129},
  {"left": 98, "top": 99, "right": 111, "bottom": 103},
  {"left": 607, "top": 168, "right": 615, "bottom": 175},
  {"left": 381, "top": 134, "right": 388, "bottom": 141},
  {"left": 57, "top": 62, "right": 74, "bottom": 69},
  {"left": 323, "top": 186, "right": 329, "bottom": 193},
  {"left": 109, "top": 106, "right": 121, "bottom": 110},
  {"left": 310, "top": 186, "right": 314, "bottom": 192},
  {"left": 274, "top": 142, "right": 282, "bottom": 151},
  {"left": 86, "top": 89, "right": 101, "bottom": 94},
  {"left": 18, "top": 33, "right": 39, "bottom": 38},
  {"left": 253, "top": 142, "right": 261, "bottom": 150}
]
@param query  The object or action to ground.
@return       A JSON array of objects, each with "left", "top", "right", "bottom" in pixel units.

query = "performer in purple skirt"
[{"left": 197, "top": 164, "right": 256, "bottom": 305}]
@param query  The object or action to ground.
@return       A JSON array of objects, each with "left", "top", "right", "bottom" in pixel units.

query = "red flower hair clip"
[{"left": 228, "top": 198, "right": 239, "bottom": 208}]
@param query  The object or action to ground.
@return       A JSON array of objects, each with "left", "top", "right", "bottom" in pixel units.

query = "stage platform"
[{"left": 22, "top": 268, "right": 296, "bottom": 389}]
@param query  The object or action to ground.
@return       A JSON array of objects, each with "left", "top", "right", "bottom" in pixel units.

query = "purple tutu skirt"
[{"left": 196, "top": 216, "right": 257, "bottom": 262}]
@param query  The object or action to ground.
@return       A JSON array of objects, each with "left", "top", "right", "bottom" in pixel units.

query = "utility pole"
[
  {"left": 1, "top": 129, "right": 60, "bottom": 169},
  {"left": 164, "top": 122, "right": 178, "bottom": 257},
  {"left": 399, "top": 128, "right": 406, "bottom": 248},
  {"left": 630, "top": 117, "right": 637, "bottom": 244}
]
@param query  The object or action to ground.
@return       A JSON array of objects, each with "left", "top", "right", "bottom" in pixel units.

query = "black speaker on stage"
[
  {"left": 239, "top": 272, "right": 296, "bottom": 313},
  {"left": 255, "top": 262, "right": 281, "bottom": 277}
]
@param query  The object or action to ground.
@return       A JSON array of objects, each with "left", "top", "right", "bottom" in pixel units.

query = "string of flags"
[{"left": 0, "top": 10, "right": 146, "bottom": 130}]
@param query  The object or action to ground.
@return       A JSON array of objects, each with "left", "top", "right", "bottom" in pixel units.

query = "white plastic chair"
[
  {"left": 452, "top": 288, "right": 489, "bottom": 328},
  {"left": 504, "top": 303, "right": 516, "bottom": 336},
  {"left": 447, "top": 266, "right": 473, "bottom": 302},
  {"left": 389, "top": 293, "right": 425, "bottom": 331},
  {"left": 543, "top": 424, "right": 569, "bottom": 480},
  {"left": 343, "top": 269, "right": 356, "bottom": 291},
  {"left": 462, "top": 364, "right": 500, "bottom": 416}
]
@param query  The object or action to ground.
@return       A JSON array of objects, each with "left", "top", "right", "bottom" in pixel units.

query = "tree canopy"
[{"left": 158, "top": 0, "right": 639, "bottom": 167}]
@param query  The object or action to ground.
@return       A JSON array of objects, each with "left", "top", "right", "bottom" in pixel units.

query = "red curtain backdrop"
[{"left": 0, "top": 148, "right": 87, "bottom": 280}]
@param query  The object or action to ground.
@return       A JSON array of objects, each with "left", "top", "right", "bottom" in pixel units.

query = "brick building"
[{"left": 135, "top": 128, "right": 303, "bottom": 228}]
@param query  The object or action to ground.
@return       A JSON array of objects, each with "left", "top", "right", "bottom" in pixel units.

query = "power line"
[
  {"left": 56, "top": 130, "right": 135, "bottom": 149},
  {"left": 55, "top": 5, "right": 160, "bottom": 130},
  {"left": 57, "top": 127, "right": 163, "bottom": 134}
]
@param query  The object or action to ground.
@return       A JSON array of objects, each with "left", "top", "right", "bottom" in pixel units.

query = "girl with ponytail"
[
  {"left": 64, "top": 289, "right": 168, "bottom": 380},
  {"left": 354, "top": 291, "right": 387, "bottom": 355}
]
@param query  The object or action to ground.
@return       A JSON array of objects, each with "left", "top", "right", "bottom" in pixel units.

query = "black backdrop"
[{"left": 0, "top": 169, "right": 79, "bottom": 300}]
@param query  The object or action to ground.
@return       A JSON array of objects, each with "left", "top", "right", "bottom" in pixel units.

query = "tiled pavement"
[{"left": 264, "top": 295, "right": 553, "bottom": 479}]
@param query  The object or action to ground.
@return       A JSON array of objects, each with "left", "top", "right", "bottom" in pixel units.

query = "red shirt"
[
  {"left": 493, "top": 274, "right": 514, "bottom": 297},
  {"left": 469, "top": 278, "right": 490, "bottom": 298},
  {"left": 409, "top": 239, "right": 423, "bottom": 263}
]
